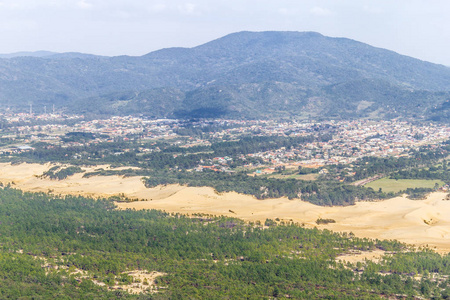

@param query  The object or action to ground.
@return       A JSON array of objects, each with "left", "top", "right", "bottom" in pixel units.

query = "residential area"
[{"left": 1, "top": 112, "right": 449, "bottom": 173}]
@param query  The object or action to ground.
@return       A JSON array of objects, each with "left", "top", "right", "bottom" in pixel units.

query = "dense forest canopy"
[{"left": 0, "top": 187, "right": 450, "bottom": 298}]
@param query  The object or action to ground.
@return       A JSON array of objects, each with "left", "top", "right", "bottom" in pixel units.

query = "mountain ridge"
[
  {"left": 0, "top": 31, "right": 449, "bottom": 121},
  {"left": 0, "top": 50, "right": 58, "bottom": 58}
]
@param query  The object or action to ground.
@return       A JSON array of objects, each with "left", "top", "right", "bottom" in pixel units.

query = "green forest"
[
  {"left": 1, "top": 187, "right": 450, "bottom": 299},
  {"left": 143, "top": 170, "right": 386, "bottom": 206}
]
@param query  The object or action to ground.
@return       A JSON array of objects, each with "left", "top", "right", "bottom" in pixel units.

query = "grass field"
[{"left": 365, "top": 178, "right": 445, "bottom": 193}]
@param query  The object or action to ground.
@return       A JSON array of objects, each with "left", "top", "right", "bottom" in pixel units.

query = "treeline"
[
  {"left": 143, "top": 170, "right": 387, "bottom": 206},
  {"left": 83, "top": 168, "right": 150, "bottom": 178},
  {"left": 14, "top": 134, "right": 334, "bottom": 171},
  {"left": 402, "top": 187, "right": 434, "bottom": 200},
  {"left": 42, "top": 166, "right": 85, "bottom": 180},
  {"left": 390, "top": 160, "right": 449, "bottom": 183},
  {"left": 344, "top": 144, "right": 450, "bottom": 182},
  {"left": 158, "top": 134, "right": 333, "bottom": 157},
  {"left": 210, "top": 134, "right": 332, "bottom": 156},
  {"left": 0, "top": 187, "right": 449, "bottom": 298},
  {"left": 14, "top": 140, "right": 134, "bottom": 165}
]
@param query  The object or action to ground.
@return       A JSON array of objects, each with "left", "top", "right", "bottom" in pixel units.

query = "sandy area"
[
  {"left": 41, "top": 256, "right": 164, "bottom": 294},
  {"left": 123, "top": 271, "right": 166, "bottom": 294},
  {"left": 335, "top": 249, "right": 387, "bottom": 264},
  {"left": 1, "top": 162, "right": 449, "bottom": 253}
]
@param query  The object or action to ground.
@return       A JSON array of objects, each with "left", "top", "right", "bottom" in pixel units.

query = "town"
[{"left": 1, "top": 112, "right": 449, "bottom": 173}]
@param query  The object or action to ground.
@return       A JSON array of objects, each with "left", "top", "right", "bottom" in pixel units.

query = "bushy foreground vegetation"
[{"left": 1, "top": 187, "right": 450, "bottom": 299}]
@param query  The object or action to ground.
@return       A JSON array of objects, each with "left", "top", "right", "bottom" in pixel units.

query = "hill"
[
  {"left": 1, "top": 31, "right": 449, "bottom": 120},
  {"left": 0, "top": 50, "right": 58, "bottom": 58}
]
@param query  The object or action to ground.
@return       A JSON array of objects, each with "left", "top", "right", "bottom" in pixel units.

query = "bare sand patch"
[
  {"left": 1, "top": 162, "right": 450, "bottom": 253},
  {"left": 335, "top": 249, "right": 387, "bottom": 264},
  {"left": 123, "top": 271, "right": 166, "bottom": 294},
  {"left": 0, "top": 162, "right": 182, "bottom": 199},
  {"left": 40, "top": 257, "right": 164, "bottom": 294}
]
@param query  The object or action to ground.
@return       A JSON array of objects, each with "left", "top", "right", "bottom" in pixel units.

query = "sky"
[{"left": 1, "top": 0, "right": 450, "bottom": 66}]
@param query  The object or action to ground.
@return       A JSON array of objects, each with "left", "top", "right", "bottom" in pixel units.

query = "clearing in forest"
[{"left": 365, "top": 178, "right": 445, "bottom": 193}]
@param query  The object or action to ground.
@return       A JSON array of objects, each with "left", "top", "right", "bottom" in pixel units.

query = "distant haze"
[{"left": 0, "top": 1, "right": 450, "bottom": 66}]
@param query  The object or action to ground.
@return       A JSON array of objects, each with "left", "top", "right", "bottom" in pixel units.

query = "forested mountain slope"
[{"left": 1, "top": 31, "right": 449, "bottom": 120}]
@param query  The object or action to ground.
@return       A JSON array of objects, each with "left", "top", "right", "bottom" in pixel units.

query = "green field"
[{"left": 365, "top": 178, "right": 445, "bottom": 193}]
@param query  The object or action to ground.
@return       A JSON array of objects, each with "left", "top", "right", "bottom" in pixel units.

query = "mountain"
[
  {"left": 1, "top": 31, "right": 450, "bottom": 121},
  {"left": 0, "top": 51, "right": 58, "bottom": 58}
]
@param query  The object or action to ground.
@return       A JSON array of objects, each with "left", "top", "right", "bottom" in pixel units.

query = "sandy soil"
[
  {"left": 123, "top": 271, "right": 166, "bottom": 294},
  {"left": 1, "top": 162, "right": 449, "bottom": 253},
  {"left": 335, "top": 249, "right": 387, "bottom": 264},
  {"left": 40, "top": 256, "right": 164, "bottom": 294}
]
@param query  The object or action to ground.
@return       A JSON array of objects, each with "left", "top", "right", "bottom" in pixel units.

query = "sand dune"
[{"left": 1, "top": 162, "right": 449, "bottom": 253}]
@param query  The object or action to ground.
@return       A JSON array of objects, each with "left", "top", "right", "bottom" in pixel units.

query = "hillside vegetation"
[{"left": 1, "top": 31, "right": 449, "bottom": 121}]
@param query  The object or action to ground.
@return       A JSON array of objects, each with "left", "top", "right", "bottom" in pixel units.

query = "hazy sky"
[{"left": 1, "top": 0, "right": 450, "bottom": 65}]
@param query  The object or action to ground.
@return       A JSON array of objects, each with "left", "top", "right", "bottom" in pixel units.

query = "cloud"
[
  {"left": 278, "top": 7, "right": 299, "bottom": 16},
  {"left": 310, "top": 6, "right": 333, "bottom": 17},
  {"left": 363, "top": 5, "right": 382, "bottom": 14},
  {"left": 278, "top": 8, "right": 289, "bottom": 15},
  {"left": 177, "top": 3, "right": 198, "bottom": 15},
  {"left": 0, "top": 0, "right": 50, "bottom": 9},
  {"left": 77, "top": 0, "right": 93, "bottom": 10},
  {"left": 148, "top": 3, "right": 166, "bottom": 13}
]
